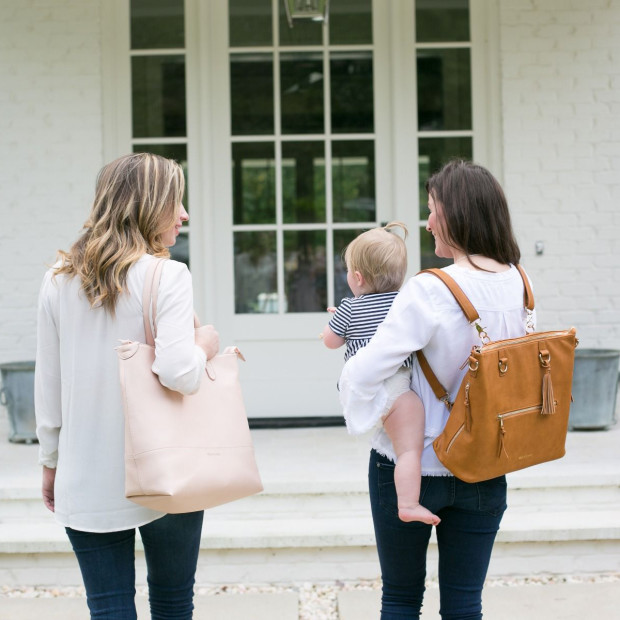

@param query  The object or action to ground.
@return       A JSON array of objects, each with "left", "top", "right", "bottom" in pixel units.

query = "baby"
[{"left": 321, "top": 222, "right": 439, "bottom": 525}]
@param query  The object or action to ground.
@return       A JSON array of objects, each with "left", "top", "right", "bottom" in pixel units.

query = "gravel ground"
[{"left": 2, "top": 573, "right": 620, "bottom": 620}]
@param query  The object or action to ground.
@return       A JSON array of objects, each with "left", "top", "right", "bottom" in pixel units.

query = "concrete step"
[
  {"left": 2, "top": 467, "right": 619, "bottom": 522},
  {"left": 1, "top": 503, "right": 619, "bottom": 585},
  {"left": 1, "top": 421, "right": 619, "bottom": 586}
]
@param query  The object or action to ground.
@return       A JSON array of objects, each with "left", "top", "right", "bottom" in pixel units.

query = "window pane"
[
  {"left": 416, "top": 0, "right": 469, "bottom": 43},
  {"left": 330, "top": 0, "right": 372, "bottom": 45},
  {"left": 332, "top": 141, "right": 375, "bottom": 223},
  {"left": 229, "top": 0, "right": 272, "bottom": 47},
  {"left": 132, "top": 56, "right": 186, "bottom": 138},
  {"left": 234, "top": 231, "right": 277, "bottom": 313},
  {"left": 281, "top": 53, "right": 324, "bottom": 134},
  {"left": 131, "top": 0, "right": 184, "bottom": 49},
  {"left": 284, "top": 230, "right": 326, "bottom": 312},
  {"left": 420, "top": 225, "right": 451, "bottom": 270},
  {"left": 331, "top": 52, "right": 374, "bottom": 134},
  {"left": 417, "top": 49, "right": 472, "bottom": 131},
  {"left": 232, "top": 143, "right": 276, "bottom": 225},
  {"left": 279, "top": 4, "right": 323, "bottom": 46},
  {"left": 418, "top": 137, "right": 472, "bottom": 218},
  {"left": 333, "top": 229, "right": 363, "bottom": 303},
  {"left": 282, "top": 142, "right": 325, "bottom": 224},
  {"left": 230, "top": 54, "right": 274, "bottom": 135}
]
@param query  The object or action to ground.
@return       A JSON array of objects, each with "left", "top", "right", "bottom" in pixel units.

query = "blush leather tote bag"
[{"left": 117, "top": 258, "right": 263, "bottom": 513}]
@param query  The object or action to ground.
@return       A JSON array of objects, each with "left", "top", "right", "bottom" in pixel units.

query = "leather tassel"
[
  {"left": 497, "top": 420, "right": 508, "bottom": 458},
  {"left": 541, "top": 367, "right": 556, "bottom": 414}
]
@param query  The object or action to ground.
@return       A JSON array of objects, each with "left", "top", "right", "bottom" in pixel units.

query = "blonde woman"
[
  {"left": 35, "top": 153, "right": 219, "bottom": 619},
  {"left": 322, "top": 223, "right": 439, "bottom": 526}
]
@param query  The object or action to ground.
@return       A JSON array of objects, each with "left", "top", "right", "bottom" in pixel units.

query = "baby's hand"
[{"left": 326, "top": 306, "right": 337, "bottom": 313}]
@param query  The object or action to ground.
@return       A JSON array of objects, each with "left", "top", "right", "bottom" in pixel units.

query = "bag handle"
[
  {"left": 142, "top": 258, "right": 202, "bottom": 347},
  {"left": 415, "top": 264, "right": 535, "bottom": 407},
  {"left": 142, "top": 258, "right": 166, "bottom": 346}
]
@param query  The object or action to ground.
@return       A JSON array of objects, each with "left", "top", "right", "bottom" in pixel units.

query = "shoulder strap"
[
  {"left": 416, "top": 350, "right": 452, "bottom": 407},
  {"left": 142, "top": 258, "right": 166, "bottom": 346},
  {"left": 515, "top": 264, "right": 535, "bottom": 311},
  {"left": 418, "top": 269, "right": 479, "bottom": 323}
]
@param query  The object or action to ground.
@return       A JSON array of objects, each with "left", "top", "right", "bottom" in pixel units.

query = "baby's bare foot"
[{"left": 398, "top": 504, "right": 440, "bottom": 525}]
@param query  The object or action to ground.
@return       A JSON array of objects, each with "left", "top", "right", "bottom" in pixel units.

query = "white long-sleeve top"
[
  {"left": 35, "top": 255, "right": 207, "bottom": 532},
  {"left": 339, "top": 264, "right": 535, "bottom": 475}
]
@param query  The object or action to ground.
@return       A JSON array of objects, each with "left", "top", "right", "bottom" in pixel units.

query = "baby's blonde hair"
[{"left": 344, "top": 222, "right": 408, "bottom": 293}]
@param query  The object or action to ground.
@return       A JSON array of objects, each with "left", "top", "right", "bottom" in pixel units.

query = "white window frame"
[{"left": 100, "top": 0, "right": 501, "bottom": 345}]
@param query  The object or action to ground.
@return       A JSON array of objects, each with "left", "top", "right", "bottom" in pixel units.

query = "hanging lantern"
[{"left": 284, "top": 0, "right": 330, "bottom": 28}]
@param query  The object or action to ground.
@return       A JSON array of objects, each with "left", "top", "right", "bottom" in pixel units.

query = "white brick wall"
[
  {"left": 0, "top": 0, "right": 103, "bottom": 363},
  {"left": 499, "top": 0, "right": 620, "bottom": 350}
]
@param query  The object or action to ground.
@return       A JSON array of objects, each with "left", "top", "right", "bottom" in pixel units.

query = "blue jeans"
[
  {"left": 66, "top": 511, "right": 204, "bottom": 620},
  {"left": 369, "top": 450, "right": 507, "bottom": 620}
]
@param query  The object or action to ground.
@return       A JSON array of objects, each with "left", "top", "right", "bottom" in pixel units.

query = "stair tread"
[{"left": 1, "top": 508, "right": 619, "bottom": 553}]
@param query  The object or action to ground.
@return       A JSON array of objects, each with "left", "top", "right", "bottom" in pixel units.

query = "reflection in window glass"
[
  {"left": 332, "top": 141, "right": 375, "bottom": 223},
  {"left": 331, "top": 52, "right": 374, "bottom": 134},
  {"left": 279, "top": 4, "right": 323, "bottom": 46},
  {"left": 229, "top": 0, "right": 272, "bottom": 47},
  {"left": 330, "top": 0, "right": 372, "bottom": 45},
  {"left": 280, "top": 53, "right": 324, "bottom": 134},
  {"left": 416, "top": 0, "right": 469, "bottom": 43},
  {"left": 420, "top": 225, "right": 452, "bottom": 270},
  {"left": 132, "top": 56, "right": 186, "bottom": 138},
  {"left": 131, "top": 0, "right": 184, "bottom": 49},
  {"left": 234, "top": 231, "right": 278, "bottom": 313},
  {"left": 417, "top": 49, "right": 472, "bottom": 131},
  {"left": 282, "top": 142, "right": 325, "bottom": 224},
  {"left": 418, "top": 137, "right": 472, "bottom": 218},
  {"left": 284, "top": 230, "right": 326, "bottom": 312},
  {"left": 232, "top": 143, "right": 276, "bottom": 225},
  {"left": 230, "top": 54, "right": 274, "bottom": 135},
  {"left": 333, "top": 229, "right": 363, "bottom": 303}
]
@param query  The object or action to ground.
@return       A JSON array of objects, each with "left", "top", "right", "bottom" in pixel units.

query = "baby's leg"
[{"left": 383, "top": 391, "right": 440, "bottom": 525}]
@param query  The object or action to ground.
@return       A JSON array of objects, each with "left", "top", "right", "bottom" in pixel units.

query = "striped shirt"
[{"left": 329, "top": 292, "right": 413, "bottom": 367}]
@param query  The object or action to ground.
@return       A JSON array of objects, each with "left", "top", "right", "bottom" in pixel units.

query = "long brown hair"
[
  {"left": 54, "top": 153, "right": 184, "bottom": 314},
  {"left": 425, "top": 160, "right": 521, "bottom": 266}
]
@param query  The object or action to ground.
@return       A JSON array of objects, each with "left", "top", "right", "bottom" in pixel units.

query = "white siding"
[
  {"left": 0, "top": 0, "right": 103, "bottom": 363},
  {"left": 499, "top": 0, "right": 620, "bottom": 349}
]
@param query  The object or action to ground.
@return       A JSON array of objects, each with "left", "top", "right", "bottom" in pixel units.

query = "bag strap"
[
  {"left": 417, "top": 269, "right": 479, "bottom": 322},
  {"left": 515, "top": 263, "right": 535, "bottom": 311},
  {"left": 415, "top": 264, "right": 535, "bottom": 406},
  {"left": 142, "top": 258, "right": 167, "bottom": 346}
]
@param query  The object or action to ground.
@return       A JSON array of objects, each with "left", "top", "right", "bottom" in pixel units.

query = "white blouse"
[
  {"left": 339, "top": 264, "right": 535, "bottom": 475},
  {"left": 35, "top": 255, "right": 207, "bottom": 532}
]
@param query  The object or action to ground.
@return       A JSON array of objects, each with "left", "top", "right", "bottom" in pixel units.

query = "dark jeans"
[
  {"left": 66, "top": 511, "right": 204, "bottom": 620},
  {"left": 369, "top": 450, "right": 507, "bottom": 620}
]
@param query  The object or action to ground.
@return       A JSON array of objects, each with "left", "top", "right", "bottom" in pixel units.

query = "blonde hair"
[
  {"left": 54, "top": 153, "right": 184, "bottom": 314},
  {"left": 344, "top": 221, "right": 409, "bottom": 293}
]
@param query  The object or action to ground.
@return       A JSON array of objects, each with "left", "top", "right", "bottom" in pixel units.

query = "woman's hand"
[
  {"left": 42, "top": 466, "right": 56, "bottom": 512},
  {"left": 195, "top": 324, "right": 220, "bottom": 360}
]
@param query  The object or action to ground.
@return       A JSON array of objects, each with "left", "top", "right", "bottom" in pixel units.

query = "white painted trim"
[
  {"left": 100, "top": 0, "right": 132, "bottom": 162},
  {"left": 387, "top": 0, "right": 420, "bottom": 274},
  {"left": 470, "top": 0, "right": 503, "bottom": 181},
  {"left": 206, "top": 0, "right": 237, "bottom": 344}
]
